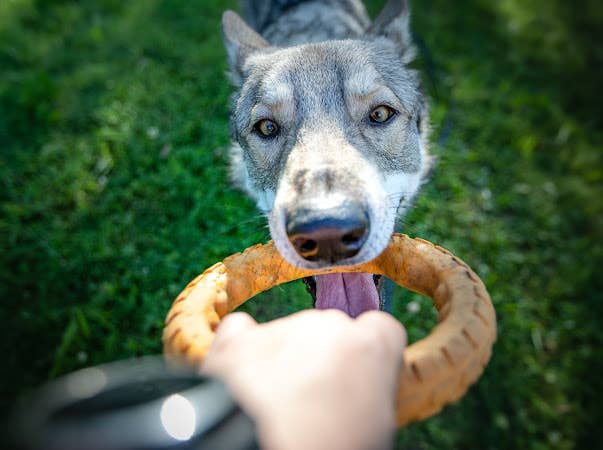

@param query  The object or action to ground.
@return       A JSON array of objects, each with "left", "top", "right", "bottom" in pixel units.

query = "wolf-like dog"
[{"left": 223, "top": 0, "right": 432, "bottom": 317}]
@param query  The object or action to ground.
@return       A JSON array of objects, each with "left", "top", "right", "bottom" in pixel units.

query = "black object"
[{"left": 10, "top": 356, "right": 258, "bottom": 450}]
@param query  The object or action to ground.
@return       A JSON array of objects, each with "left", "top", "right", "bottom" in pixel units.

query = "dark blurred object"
[{"left": 9, "top": 356, "right": 258, "bottom": 450}]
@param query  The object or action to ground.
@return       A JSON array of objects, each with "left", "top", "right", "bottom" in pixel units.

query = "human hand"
[{"left": 202, "top": 309, "right": 406, "bottom": 450}]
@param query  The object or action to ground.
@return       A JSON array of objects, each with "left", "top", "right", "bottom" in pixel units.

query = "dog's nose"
[{"left": 286, "top": 203, "right": 369, "bottom": 263}]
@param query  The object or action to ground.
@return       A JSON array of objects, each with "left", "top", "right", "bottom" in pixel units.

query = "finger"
[
  {"left": 258, "top": 308, "right": 350, "bottom": 335},
  {"left": 215, "top": 312, "right": 257, "bottom": 342},
  {"left": 356, "top": 311, "right": 407, "bottom": 410},
  {"left": 279, "top": 308, "right": 350, "bottom": 322},
  {"left": 356, "top": 310, "right": 407, "bottom": 362},
  {"left": 201, "top": 313, "right": 257, "bottom": 375}
]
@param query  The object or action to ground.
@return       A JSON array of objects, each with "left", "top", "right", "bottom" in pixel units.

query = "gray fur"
[
  {"left": 242, "top": 0, "right": 370, "bottom": 35},
  {"left": 224, "top": 0, "right": 432, "bottom": 269}
]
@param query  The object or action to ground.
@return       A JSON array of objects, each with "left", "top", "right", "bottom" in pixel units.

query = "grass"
[{"left": 1, "top": 0, "right": 602, "bottom": 448}]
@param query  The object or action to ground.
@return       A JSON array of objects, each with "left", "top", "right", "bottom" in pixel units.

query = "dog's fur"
[{"left": 223, "top": 0, "right": 432, "bottom": 271}]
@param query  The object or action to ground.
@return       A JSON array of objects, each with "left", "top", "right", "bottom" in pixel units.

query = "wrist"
[{"left": 252, "top": 397, "right": 394, "bottom": 450}]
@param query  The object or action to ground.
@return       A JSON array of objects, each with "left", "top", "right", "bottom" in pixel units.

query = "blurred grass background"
[{"left": 1, "top": 0, "right": 601, "bottom": 448}]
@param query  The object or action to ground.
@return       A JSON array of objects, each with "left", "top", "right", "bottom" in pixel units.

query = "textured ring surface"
[{"left": 163, "top": 233, "right": 497, "bottom": 426}]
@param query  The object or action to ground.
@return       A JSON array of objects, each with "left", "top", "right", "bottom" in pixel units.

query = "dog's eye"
[
  {"left": 369, "top": 105, "right": 395, "bottom": 124},
  {"left": 254, "top": 119, "right": 279, "bottom": 138}
]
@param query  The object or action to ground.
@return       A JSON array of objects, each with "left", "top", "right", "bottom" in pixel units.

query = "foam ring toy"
[{"left": 163, "top": 233, "right": 497, "bottom": 426}]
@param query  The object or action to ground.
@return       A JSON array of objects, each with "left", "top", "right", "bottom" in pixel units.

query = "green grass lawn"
[{"left": 1, "top": 0, "right": 602, "bottom": 448}]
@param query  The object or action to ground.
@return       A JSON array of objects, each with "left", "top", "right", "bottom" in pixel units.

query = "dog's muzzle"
[
  {"left": 278, "top": 200, "right": 382, "bottom": 318},
  {"left": 285, "top": 201, "right": 369, "bottom": 264}
]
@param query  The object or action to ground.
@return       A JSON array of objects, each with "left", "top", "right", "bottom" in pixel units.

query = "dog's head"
[{"left": 222, "top": 1, "right": 431, "bottom": 315}]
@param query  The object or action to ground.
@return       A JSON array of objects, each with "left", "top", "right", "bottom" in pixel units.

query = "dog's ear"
[
  {"left": 222, "top": 10, "right": 270, "bottom": 84},
  {"left": 369, "top": 0, "right": 416, "bottom": 63}
]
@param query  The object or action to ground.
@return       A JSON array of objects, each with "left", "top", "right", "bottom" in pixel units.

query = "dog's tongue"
[{"left": 315, "top": 273, "right": 379, "bottom": 318}]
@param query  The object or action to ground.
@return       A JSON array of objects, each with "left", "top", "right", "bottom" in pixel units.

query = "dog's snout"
[{"left": 286, "top": 203, "right": 369, "bottom": 264}]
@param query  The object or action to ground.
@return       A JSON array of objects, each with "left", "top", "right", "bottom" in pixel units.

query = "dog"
[{"left": 223, "top": 0, "right": 432, "bottom": 317}]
